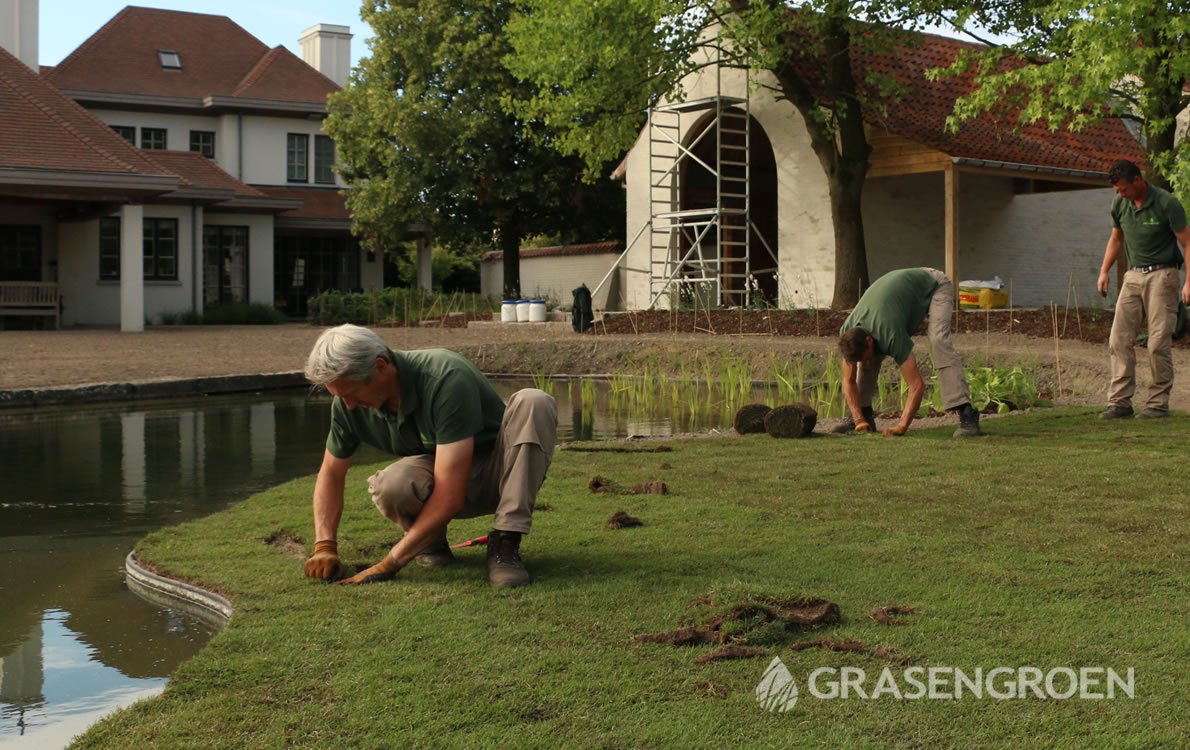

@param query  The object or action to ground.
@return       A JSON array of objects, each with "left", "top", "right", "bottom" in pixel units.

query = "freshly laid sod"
[{"left": 76, "top": 408, "right": 1187, "bottom": 748}]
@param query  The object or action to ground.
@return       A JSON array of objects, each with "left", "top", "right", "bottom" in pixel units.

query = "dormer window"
[{"left": 158, "top": 50, "right": 181, "bottom": 69}]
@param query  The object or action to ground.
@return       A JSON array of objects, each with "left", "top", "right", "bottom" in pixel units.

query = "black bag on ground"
[{"left": 572, "top": 284, "right": 593, "bottom": 333}]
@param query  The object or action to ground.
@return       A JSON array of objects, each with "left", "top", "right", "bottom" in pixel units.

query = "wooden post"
[{"left": 944, "top": 164, "right": 960, "bottom": 290}]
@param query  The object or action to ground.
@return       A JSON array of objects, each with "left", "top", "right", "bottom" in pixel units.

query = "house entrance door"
[{"left": 203, "top": 226, "right": 249, "bottom": 307}]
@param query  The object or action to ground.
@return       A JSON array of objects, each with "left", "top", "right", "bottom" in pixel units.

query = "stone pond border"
[
  {"left": 0, "top": 371, "right": 307, "bottom": 410},
  {"left": 125, "top": 551, "right": 233, "bottom": 627}
]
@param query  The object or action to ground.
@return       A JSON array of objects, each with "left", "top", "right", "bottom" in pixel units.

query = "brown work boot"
[
  {"left": 413, "top": 532, "right": 455, "bottom": 568},
  {"left": 952, "top": 403, "right": 982, "bottom": 438},
  {"left": 1099, "top": 405, "right": 1133, "bottom": 420},
  {"left": 1135, "top": 408, "right": 1169, "bottom": 419},
  {"left": 831, "top": 406, "right": 875, "bottom": 434},
  {"left": 486, "top": 529, "right": 531, "bottom": 588}
]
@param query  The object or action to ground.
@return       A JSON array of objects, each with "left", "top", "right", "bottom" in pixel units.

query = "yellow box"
[{"left": 959, "top": 286, "right": 1008, "bottom": 309}]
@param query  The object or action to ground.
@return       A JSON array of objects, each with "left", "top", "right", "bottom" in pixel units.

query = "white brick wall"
[{"left": 480, "top": 250, "right": 623, "bottom": 310}]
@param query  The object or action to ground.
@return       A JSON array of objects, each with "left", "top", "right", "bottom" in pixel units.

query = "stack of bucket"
[{"left": 501, "top": 299, "right": 547, "bottom": 323}]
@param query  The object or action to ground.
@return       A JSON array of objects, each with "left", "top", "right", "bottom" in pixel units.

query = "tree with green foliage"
[
  {"left": 507, "top": 0, "right": 923, "bottom": 308},
  {"left": 326, "top": 0, "right": 624, "bottom": 299},
  {"left": 923, "top": 1, "right": 1188, "bottom": 198}
]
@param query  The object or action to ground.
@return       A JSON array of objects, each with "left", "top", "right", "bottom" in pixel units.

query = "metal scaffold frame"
[{"left": 592, "top": 54, "right": 780, "bottom": 311}]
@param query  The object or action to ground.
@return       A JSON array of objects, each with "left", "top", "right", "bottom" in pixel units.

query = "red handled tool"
[{"left": 450, "top": 534, "right": 488, "bottom": 549}]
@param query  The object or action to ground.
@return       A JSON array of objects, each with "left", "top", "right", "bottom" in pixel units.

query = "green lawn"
[{"left": 75, "top": 408, "right": 1188, "bottom": 749}]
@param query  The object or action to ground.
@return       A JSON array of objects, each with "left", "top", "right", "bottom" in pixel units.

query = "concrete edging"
[
  {"left": 0, "top": 371, "right": 308, "bottom": 410},
  {"left": 124, "top": 551, "right": 233, "bottom": 627}
]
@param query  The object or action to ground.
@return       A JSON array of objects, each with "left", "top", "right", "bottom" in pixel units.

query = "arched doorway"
[{"left": 678, "top": 107, "right": 778, "bottom": 306}]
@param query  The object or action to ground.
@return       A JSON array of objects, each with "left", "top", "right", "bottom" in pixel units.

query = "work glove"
[
  {"left": 854, "top": 421, "right": 871, "bottom": 434},
  {"left": 305, "top": 540, "right": 343, "bottom": 581},
  {"left": 340, "top": 553, "right": 403, "bottom": 584},
  {"left": 882, "top": 425, "right": 907, "bottom": 437}
]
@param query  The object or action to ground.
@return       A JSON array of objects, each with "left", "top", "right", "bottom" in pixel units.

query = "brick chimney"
[
  {"left": 0, "top": 0, "right": 38, "bottom": 71},
  {"left": 299, "top": 23, "right": 351, "bottom": 88}
]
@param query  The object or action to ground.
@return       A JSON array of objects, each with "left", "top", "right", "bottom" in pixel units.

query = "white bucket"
[
  {"left": 515, "top": 299, "right": 531, "bottom": 322},
  {"left": 528, "top": 299, "right": 547, "bottom": 323},
  {"left": 500, "top": 300, "right": 518, "bottom": 323}
]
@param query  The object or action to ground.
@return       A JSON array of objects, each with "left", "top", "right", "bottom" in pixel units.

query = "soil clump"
[
  {"left": 265, "top": 530, "right": 306, "bottom": 557},
  {"left": 607, "top": 511, "right": 643, "bottom": 529}
]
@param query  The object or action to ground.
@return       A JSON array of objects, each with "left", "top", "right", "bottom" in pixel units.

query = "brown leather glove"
[
  {"left": 305, "top": 540, "right": 343, "bottom": 581},
  {"left": 882, "top": 425, "right": 907, "bottom": 437},
  {"left": 340, "top": 553, "right": 403, "bottom": 584},
  {"left": 854, "top": 420, "right": 871, "bottom": 434}
]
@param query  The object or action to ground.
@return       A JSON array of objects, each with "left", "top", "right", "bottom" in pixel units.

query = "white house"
[
  {"left": 0, "top": 1, "right": 386, "bottom": 330},
  {"left": 613, "top": 28, "right": 1147, "bottom": 311}
]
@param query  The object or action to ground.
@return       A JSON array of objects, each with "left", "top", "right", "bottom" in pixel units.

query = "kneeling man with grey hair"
[{"left": 303, "top": 324, "right": 557, "bottom": 588}]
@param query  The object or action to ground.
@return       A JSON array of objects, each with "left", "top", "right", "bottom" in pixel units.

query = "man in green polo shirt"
[
  {"left": 835, "top": 267, "right": 981, "bottom": 438},
  {"left": 1096, "top": 160, "right": 1190, "bottom": 419},
  {"left": 301, "top": 324, "right": 557, "bottom": 588}
]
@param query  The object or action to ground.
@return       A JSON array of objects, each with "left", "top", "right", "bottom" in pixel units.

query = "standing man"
[
  {"left": 302, "top": 324, "right": 558, "bottom": 588},
  {"left": 1097, "top": 160, "right": 1190, "bottom": 419},
  {"left": 835, "top": 267, "right": 981, "bottom": 438}
]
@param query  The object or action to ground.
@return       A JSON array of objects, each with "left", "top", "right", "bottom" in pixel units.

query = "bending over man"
[
  {"left": 835, "top": 267, "right": 981, "bottom": 438},
  {"left": 303, "top": 324, "right": 558, "bottom": 588}
]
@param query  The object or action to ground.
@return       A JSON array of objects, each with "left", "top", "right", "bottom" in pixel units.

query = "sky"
[{"left": 37, "top": 0, "right": 375, "bottom": 69}]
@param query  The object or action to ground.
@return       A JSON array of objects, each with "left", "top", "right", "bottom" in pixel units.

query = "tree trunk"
[
  {"left": 499, "top": 215, "right": 521, "bottom": 300},
  {"left": 769, "top": 12, "right": 872, "bottom": 310}
]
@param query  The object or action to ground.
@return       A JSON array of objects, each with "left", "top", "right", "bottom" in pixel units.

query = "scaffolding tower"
[{"left": 593, "top": 62, "right": 779, "bottom": 310}]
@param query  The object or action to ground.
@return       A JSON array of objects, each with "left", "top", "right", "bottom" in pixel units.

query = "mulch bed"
[{"left": 592, "top": 307, "right": 1181, "bottom": 347}]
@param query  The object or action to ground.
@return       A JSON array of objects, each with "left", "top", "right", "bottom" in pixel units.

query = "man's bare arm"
[
  {"left": 1098, "top": 228, "right": 1125, "bottom": 297},
  {"left": 389, "top": 438, "right": 472, "bottom": 566}
]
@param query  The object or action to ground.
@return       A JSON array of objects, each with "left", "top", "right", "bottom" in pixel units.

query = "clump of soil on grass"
[
  {"left": 634, "top": 591, "right": 840, "bottom": 655},
  {"left": 536, "top": 502, "right": 554, "bottom": 512},
  {"left": 870, "top": 605, "right": 917, "bottom": 625},
  {"left": 694, "top": 645, "right": 769, "bottom": 664},
  {"left": 659, "top": 462, "right": 672, "bottom": 470},
  {"left": 764, "top": 404, "right": 818, "bottom": 438},
  {"left": 566, "top": 445, "right": 674, "bottom": 453},
  {"left": 589, "top": 475, "right": 616, "bottom": 492},
  {"left": 733, "top": 403, "right": 772, "bottom": 434},
  {"left": 265, "top": 530, "right": 306, "bottom": 558},
  {"left": 607, "top": 511, "right": 643, "bottom": 529}
]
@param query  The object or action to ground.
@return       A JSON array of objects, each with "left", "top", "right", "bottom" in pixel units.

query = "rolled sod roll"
[
  {"left": 733, "top": 403, "right": 773, "bottom": 434},
  {"left": 764, "top": 403, "right": 818, "bottom": 438}
]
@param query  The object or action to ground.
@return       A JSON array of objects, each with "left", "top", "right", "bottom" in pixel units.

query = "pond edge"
[{"left": 124, "top": 551, "right": 233, "bottom": 628}]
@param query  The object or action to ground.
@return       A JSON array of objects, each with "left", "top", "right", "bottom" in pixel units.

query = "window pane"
[
  {"left": 99, "top": 217, "right": 120, "bottom": 280},
  {"left": 287, "top": 133, "right": 308, "bottom": 182},
  {"left": 190, "top": 131, "right": 215, "bottom": 158},
  {"left": 314, "top": 135, "right": 335, "bottom": 184},
  {"left": 111, "top": 126, "right": 135, "bottom": 144},
  {"left": 142, "top": 128, "right": 167, "bottom": 150}
]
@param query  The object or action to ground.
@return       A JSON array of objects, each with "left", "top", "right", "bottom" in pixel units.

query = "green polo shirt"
[
  {"left": 840, "top": 268, "right": 939, "bottom": 365},
  {"left": 1111, "top": 184, "right": 1188, "bottom": 268},
  {"left": 325, "top": 348, "right": 505, "bottom": 459}
]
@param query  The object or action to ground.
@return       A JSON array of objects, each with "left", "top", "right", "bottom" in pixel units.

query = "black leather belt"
[{"left": 1132, "top": 263, "right": 1177, "bottom": 273}]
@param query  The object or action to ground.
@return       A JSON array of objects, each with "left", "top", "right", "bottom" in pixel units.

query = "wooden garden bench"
[{"left": 0, "top": 281, "right": 60, "bottom": 329}]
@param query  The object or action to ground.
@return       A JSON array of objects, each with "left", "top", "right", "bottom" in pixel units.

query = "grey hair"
[{"left": 304, "top": 324, "right": 390, "bottom": 387}]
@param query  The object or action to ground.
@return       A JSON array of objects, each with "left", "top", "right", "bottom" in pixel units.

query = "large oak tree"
[{"left": 326, "top": 0, "right": 623, "bottom": 299}]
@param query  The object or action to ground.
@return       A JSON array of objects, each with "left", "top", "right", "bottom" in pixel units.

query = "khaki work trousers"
[
  {"left": 856, "top": 267, "right": 972, "bottom": 411},
  {"left": 366, "top": 389, "right": 558, "bottom": 535},
  {"left": 1108, "top": 267, "right": 1180, "bottom": 412}
]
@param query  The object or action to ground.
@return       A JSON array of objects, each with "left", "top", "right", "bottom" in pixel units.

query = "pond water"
[{"left": 0, "top": 377, "right": 772, "bottom": 748}]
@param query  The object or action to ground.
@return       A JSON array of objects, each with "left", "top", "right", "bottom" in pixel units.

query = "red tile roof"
[
  {"left": 254, "top": 185, "right": 349, "bottom": 220},
  {"left": 45, "top": 6, "right": 338, "bottom": 105},
  {"left": 813, "top": 29, "right": 1145, "bottom": 172},
  {"left": 0, "top": 44, "right": 173, "bottom": 177},
  {"left": 140, "top": 150, "right": 266, "bottom": 198}
]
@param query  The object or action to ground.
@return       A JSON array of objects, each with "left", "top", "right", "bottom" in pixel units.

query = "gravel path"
[{"left": 4, "top": 321, "right": 1190, "bottom": 412}]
